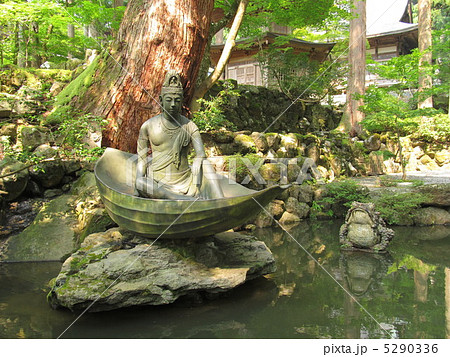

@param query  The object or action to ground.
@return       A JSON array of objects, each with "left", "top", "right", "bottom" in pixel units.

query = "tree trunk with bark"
[
  {"left": 338, "top": 0, "right": 366, "bottom": 136},
  {"left": 74, "top": 0, "right": 214, "bottom": 153},
  {"left": 190, "top": 0, "right": 248, "bottom": 112},
  {"left": 418, "top": 0, "right": 433, "bottom": 109}
]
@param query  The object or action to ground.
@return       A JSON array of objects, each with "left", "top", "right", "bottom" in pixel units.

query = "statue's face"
[{"left": 161, "top": 93, "right": 182, "bottom": 119}]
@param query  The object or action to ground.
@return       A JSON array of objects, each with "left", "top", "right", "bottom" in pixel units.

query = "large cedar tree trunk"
[
  {"left": 418, "top": 0, "right": 433, "bottom": 109},
  {"left": 339, "top": 0, "right": 366, "bottom": 136},
  {"left": 80, "top": 0, "right": 214, "bottom": 153}
]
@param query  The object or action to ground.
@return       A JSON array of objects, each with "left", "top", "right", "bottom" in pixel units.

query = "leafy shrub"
[
  {"left": 321, "top": 180, "right": 369, "bottom": 208},
  {"left": 413, "top": 113, "right": 450, "bottom": 143},
  {"left": 374, "top": 192, "right": 428, "bottom": 225},
  {"left": 223, "top": 153, "right": 263, "bottom": 183},
  {"left": 54, "top": 110, "right": 107, "bottom": 161},
  {"left": 193, "top": 80, "right": 239, "bottom": 131},
  {"left": 311, "top": 180, "right": 370, "bottom": 219}
]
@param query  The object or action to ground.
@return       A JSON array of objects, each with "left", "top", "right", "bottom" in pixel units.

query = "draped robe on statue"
[{"left": 137, "top": 114, "right": 210, "bottom": 198}]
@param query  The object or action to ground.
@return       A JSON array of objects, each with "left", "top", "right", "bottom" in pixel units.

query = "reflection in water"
[
  {"left": 340, "top": 252, "right": 393, "bottom": 338},
  {"left": 0, "top": 221, "right": 449, "bottom": 338}
]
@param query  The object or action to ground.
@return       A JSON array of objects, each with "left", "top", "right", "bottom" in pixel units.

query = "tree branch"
[{"left": 190, "top": 0, "right": 249, "bottom": 112}]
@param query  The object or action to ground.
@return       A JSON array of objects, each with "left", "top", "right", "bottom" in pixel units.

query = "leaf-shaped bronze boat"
[{"left": 94, "top": 148, "right": 286, "bottom": 238}]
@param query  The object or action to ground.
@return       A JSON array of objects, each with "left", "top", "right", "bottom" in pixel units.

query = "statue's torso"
[{"left": 148, "top": 114, "right": 190, "bottom": 165}]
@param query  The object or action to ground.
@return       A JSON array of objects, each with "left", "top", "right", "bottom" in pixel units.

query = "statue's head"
[{"left": 160, "top": 70, "right": 183, "bottom": 119}]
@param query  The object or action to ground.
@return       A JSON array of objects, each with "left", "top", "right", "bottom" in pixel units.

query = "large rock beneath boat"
[{"left": 48, "top": 228, "right": 276, "bottom": 312}]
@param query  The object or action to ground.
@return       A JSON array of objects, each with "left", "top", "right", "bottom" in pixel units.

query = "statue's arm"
[{"left": 136, "top": 125, "right": 150, "bottom": 180}]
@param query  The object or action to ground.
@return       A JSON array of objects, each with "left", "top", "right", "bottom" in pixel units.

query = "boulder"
[
  {"left": 414, "top": 207, "right": 450, "bottom": 226},
  {"left": 62, "top": 159, "right": 82, "bottom": 175},
  {"left": 0, "top": 98, "right": 13, "bottom": 118},
  {"left": 250, "top": 132, "right": 268, "bottom": 152},
  {"left": 416, "top": 184, "right": 450, "bottom": 207},
  {"left": 48, "top": 229, "right": 276, "bottom": 312},
  {"left": 285, "top": 197, "right": 310, "bottom": 219},
  {"left": 259, "top": 162, "right": 284, "bottom": 183},
  {"left": 435, "top": 150, "right": 450, "bottom": 166},
  {"left": 287, "top": 160, "right": 301, "bottom": 183},
  {"left": 70, "top": 171, "right": 98, "bottom": 197},
  {"left": 297, "top": 183, "right": 314, "bottom": 204},
  {"left": 234, "top": 134, "right": 256, "bottom": 154},
  {"left": 306, "top": 143, "right": 320, "bottom": 163},
  {"left": 49, "top": 81, "right": 66, "bottom": 96},
  {"left": 367, "top": 152, "right": 384, "bottom": 175},
  {"left": 265, "top": 133, "right": 281, "bottom": 151},
  {"left": 280, "top": 133, "right": 299, "bottom": 156},
  {"left": 279, "top": 211, "right": 301, "bottom": 225},
  {"left": 364, "top": 134, "right": 381, "bottom": 151},
  {"left": 0, "top": 157, "right": 29, "bottom": 201},
  {"left": 420, "top": 154, "right": 433, "bottom": 165},
  {"left": 0, "top": 173, "right": 110, "bottom": 262},
  {"left": 1, "top": 195, "right": 78, "bottom": 262},
  {"left": 18, "top": 125, "right": 51, "bottom": 151},
  {"left": 0, "top": 123, "right": 17, "bottom": 140},
  {"left": 28, "top": 145, "right": 64, "bottom": 188},
  {"left": 254, "top": 200, "right": 284, "bottom": 228}
]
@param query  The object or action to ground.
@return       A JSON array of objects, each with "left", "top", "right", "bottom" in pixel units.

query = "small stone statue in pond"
[
  {"left": 135, "top": 70, "right": 224, "bottom": 200},
  {"left": 339, "top": 202, "right": 394, "bottom": 253}
]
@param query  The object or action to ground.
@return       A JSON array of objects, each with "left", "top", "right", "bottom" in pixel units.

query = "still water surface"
[{"left": 1, "top": 220, "right": 449, "bottom": 339}]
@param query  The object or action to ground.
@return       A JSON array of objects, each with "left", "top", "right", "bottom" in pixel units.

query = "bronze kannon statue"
[
  {"left": 94, "top": 70, "right": 287, "bottom": 238},
  {"left": 135, "top": 70, "right": 224, "bottom": 200}
]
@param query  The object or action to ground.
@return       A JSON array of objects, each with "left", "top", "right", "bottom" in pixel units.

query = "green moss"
[
  {"left": 224, "top": 153, "right": 262, "bottom": 182},
  {"left": 68, "top": 247, "right": 110, "bottom": 273},
  {"left": 44, "top": 57, "right": 100, "bottom": 125}
]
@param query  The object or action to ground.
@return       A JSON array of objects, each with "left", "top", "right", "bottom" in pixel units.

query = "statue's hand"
[{"left": 192, "top": 157, "right": 203, "bottom": 186}]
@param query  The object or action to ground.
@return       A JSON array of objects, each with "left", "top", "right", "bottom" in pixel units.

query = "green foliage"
[
  {"left": 413, "top": 114, "right": 450, "bottom": 143},
  {"left": 321, "top": 180, "right": 369, "bottom": 208},
  {"left": 374, "top": 192, "right": 429, "bottom": 225},
  {"left": 192, "top": 80, "right": 239, "bottom": 131},
  {"left": 293, "top": 0, "right": 351, "bottom": 42},
  {"left": 45, "top": 56, "right": 99, "bottom": 125},
  {"left": 360, "top": 87, "right": 419, "bottom": 135},
  {"left": 0, "top": 135, "right": 41, "bottom": 165},
  {"left": 0, "top": 0, "right": 126, "bottom": 67},
  {"left": 223, "top": 153, "right": 262, "bottom": 183},
  {"left": 256, "top": 46, "right": 345, "bottom": 103},
  {"left": 215, "top": 0, "right": 339, "bottom": 41},
  {"left": 54, "top": 109, "right": 107, "bottom": 161},
  {"left": 310, "top": 180, "right": 369, "bottom": 219}
]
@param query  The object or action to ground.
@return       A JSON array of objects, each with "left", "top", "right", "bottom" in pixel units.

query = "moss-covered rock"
[
  {"left": 416, "top": 184, "right": 450, "bottom": 207},
  {"left": 44, "top": 57, "right": 100, "bottom": 125},
  {"left": 413, "top": 207, "right": 450, "bottom": 226},
  {"left": 234, "top": 134, "right": 256, "bottom": 154},
  {"left": 17, "top": 125, "right": 51, "bottom": 152},
  {"left": 29, "top": 145, "right": 64, "bottom": 188},
  {"left": 0, "top": 157, "right": 29, "bottom": 201},
  {"left": 48, "top": 229, "right": 276, "bottom": 312},
  {"left": 1, "top": 194, "right": 78, "bottom": 262}
]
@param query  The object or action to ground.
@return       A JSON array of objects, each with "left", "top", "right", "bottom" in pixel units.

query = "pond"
[{"left": 0, "top": 220, "right": 449, "bottom": 339}]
